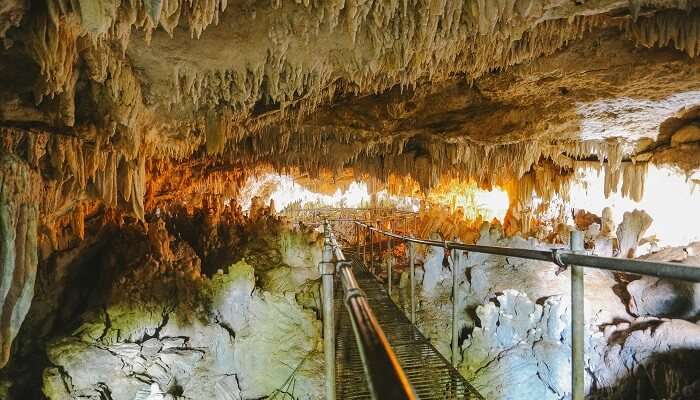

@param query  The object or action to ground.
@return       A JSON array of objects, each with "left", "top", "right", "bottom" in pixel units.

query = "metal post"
[
  {"left": 362, "top": 225, "right": 367, "bottom": 264},
  {"left": 451, "top": 247, "right": 459, "bottom": 367},
  {"left": 387, "top": 237, "right": 393, "bottom": 297},
  {"left": 570, "top": 231, "right": 585, "bottom": 400},
  {"left": 408, "top": 240, "right": 416, "bottom": 324},
  {"left": 356, "top": 223, "right": 360, "bottom": 257},
  {"left": 369, "top": 226, "right": 374, "bottom": 274},
  {"left": 319, "top": 222, "right": 336, "bottom": 400}
]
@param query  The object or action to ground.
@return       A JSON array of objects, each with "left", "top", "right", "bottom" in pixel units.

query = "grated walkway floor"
[{"left": 335, "top": 250, "right": 484, "bottom": 399}]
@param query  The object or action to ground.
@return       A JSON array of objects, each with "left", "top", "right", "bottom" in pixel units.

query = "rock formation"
[
  {"left": 0, "top": 154, "right": 40, "bottom": 367},
  {"left": 1, "top": 1, "right": 700, "bottom": 399},
  {"left": 384, "top": 216, "right": 700, "bottom": 400},
  {"left": 0, "top": 205, "right": 324, "bottom": 399}
]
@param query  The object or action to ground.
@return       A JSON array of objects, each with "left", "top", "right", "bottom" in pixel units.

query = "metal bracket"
[
  {"left": 551, "top": 248, "right": 569, "bottom": 275},
  {"left": 319, "top": 261, "right": 336, "bottom": 275},
  {"left": 552, "top": 244, "right": 589, "bottom": 274},
  {"left": 344, "top": 287, "right": 366, "bottom": 303},
  {"left": 551, "top": 248, "right": 568, "bottom": 267},
  {"left": 442, "top": 240, "right": 453, "bottom": 272}
]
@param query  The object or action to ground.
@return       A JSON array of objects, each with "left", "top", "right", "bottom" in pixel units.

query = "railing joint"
[
  {"left": 344, "top": 287, "right": 366, "bottom": 303},
  {"left": 551, "top": 247, "right": 568, "bottom": 274},
  {"left": 318, "top": 261, "right": 336, "bottom": 275}
]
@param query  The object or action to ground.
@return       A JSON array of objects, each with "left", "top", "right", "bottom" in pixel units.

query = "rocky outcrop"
[
  {"left": 403, "top": 220, "right": 700, "bottom": 400},
  {"left": 42, "top": 260, "right": 323, "bottom": 400},
  {"left": 460, "top": 290, "right": 571, "bottom": 400},
  {"left": 588, "top": 318, "right": 700, "bottom": 399},
  {"left": 0, "top": 0, "right": 25, "bottom": 41},
  {"left": 627, "top": 242, "right": 700, "bottom": 319},
  {"left": 458, "top": 289, "right": 700, "bottom": 400},
  {"left": 0, "top": 204, "right": 325, "bottom": 399},
  {"left": 0, "top": 153, "right": 40, "bottom": 367}
]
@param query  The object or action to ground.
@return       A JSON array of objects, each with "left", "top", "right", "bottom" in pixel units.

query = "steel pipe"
[
  {"left": 356, "top": 222, "right": 700, "bottom": 283},
  {"left": 328, "top": 229, "right": 417, "bottom": 400},
  {"left": 319, "top": 222, "right": 336, "bottom": 400},
  {"left": 363, "top": 226, "right": 367, "bottom": 264},
  {"left": 451, "top": 248, "right": 459, "bottom": 367},
  {"left": 559, "top": 252, "right": 700, "bottom": 283},
  {"left": 369, "top": 227, "right": 374, "bottom": 274},
  {"left": 387, "top": 237, "right": 393, "bottom": 297},
  {"left": 408, "top": 240, "right": 416, "bottom": 324},
  {"left": 570, "top": 231, "right": 585, "bottom": 400}
]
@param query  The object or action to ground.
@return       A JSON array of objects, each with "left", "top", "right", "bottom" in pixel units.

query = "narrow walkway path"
[{"left": 335, "top": 250, "right": 483, "bottom": 399}]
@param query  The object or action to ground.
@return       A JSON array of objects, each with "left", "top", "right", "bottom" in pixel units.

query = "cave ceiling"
[{"left": 1, "top": 0, "right": 700, "bottom": 222}]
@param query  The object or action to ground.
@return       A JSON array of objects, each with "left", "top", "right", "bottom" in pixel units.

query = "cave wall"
[
  {"left": 0, "top": 153, "right": 39, "bottom": 367},
  {"left": 381, "top": 215, "right": 700, "bottom": 400},
  {"left": 0, "top": 0, "right": 700, "bottom": 390},
  {"left": 1, "top": 205, "right": 324, "bottom": 399}
]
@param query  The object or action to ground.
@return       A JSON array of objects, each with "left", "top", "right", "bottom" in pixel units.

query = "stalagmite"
[{"left": 616, "top": 209, "right": 653, "bottom": 258}]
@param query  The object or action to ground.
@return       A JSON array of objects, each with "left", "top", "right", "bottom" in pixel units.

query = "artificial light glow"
[
  {"left": 239, "top": 174, "right": 422, "bottom": 213},
  {"left": 426, "top": 180, "right": 510, "bottom": 222},
  {"left": 568, "top": 165, "right": 700, "bottom": 248},
  {"left": 240, "top": 174, "right": 372, "bottom": 212}
]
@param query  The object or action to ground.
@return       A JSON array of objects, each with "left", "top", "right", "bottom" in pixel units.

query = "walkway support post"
[
  {"left": 362, "top": 225, "right": 367, "bottom": 264},
  {"left": 387, "top": 237, "right": 393, "bottom": 297},
  {"left": 451, "top": 247, "right": 459, "bottom": 367},
  {"left": 570, "top": 231, "right": 585, "bottom": 400},
  {"left": 319, "top": 221, "right": 336, "bottom": 400},
  {"left": 369, "top": 225, "right": 374, "bottom": 274},
  {"left": 356, "top": 222, "right": 360, "bottom": 257},
  {"left": 408, "top": 239, "right": 416, "bottom": 324}
]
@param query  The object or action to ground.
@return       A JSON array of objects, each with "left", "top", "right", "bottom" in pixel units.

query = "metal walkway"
[{"left": 335, "top": 250, "right": 483, "bottom": 399}]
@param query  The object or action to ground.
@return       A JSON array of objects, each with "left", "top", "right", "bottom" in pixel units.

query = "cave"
[{"left": 1, "top": 1, "right": 700, "bottom": 399}]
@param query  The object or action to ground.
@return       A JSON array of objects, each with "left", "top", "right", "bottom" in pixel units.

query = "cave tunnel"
[{"left": 1, "top": 1, "right": 700, "bottom": 399}]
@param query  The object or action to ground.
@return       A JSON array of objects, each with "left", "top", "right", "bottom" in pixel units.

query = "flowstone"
[{"left": 460, "top": 290, "right": 570, "bottom": 400}]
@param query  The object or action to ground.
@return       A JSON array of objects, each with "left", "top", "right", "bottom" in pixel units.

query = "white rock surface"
[
  {"left": 627, "top": 242, "right": 700, "bottom": 319},
  {"left": 461, "top": 290, "right": 570, "bottom": 400},
  {"left": 42, "top": 260, "right": 323, "bottom": 400},
  {"left": 409, "top": 222, "right": 700, "bottom": 400}
]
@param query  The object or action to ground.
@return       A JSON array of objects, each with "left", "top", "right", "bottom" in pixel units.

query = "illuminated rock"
[
  {"left": 0, "top": 154, "right": 40, "bottom": 367},
  {"left": 617, "top": 210, "right": 653, "bottom": 258},
  {"left": 36, "top": 221, "right": 323, "bottom": 400}
]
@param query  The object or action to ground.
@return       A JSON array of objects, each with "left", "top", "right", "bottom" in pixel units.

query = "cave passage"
[{"left": 2, "top": 1, "right": 700, "bottom": 399}]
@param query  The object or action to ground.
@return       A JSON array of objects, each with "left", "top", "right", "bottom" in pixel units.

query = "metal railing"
[
  {"left": 315, "top": 209, "right": 700, "bottom": 400},
  {"left": 350, "top": 220, "right": 700, "bottom": 400},
  {"left": 285, "top": 206, "right": 418, "bottom": 229},
  {"left": 320, "top": 222, "right": 417, "bottom": 400}
]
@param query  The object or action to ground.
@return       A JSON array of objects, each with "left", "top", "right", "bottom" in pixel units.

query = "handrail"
[
  {"left": 286, "top": 206, "right": 417, "bottom": 212},
  {"left": 355, "top": 221, "right": 700, "bottom": 283},
  {"left": 325, "top": 225, "right": 417, "bottom": 400},
  {"left": 349, "top": 218, "right": 700, "bottom": 400},
  {"left": 318, "top": 216, "right": 700, "bottom": 400}
]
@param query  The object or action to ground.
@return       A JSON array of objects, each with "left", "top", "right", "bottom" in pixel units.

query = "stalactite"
[
  {"left": 621, "top": 162, "right": 649, "bottom": 201},
  {"left": 0, "top": 153, "right": 40, "bottom": 368},
  {"left": 626, "top": 9, "right": 700, "bottom": 58},
  {"left": 27, "top": 12, "right": 81, "bottom": 104}
]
